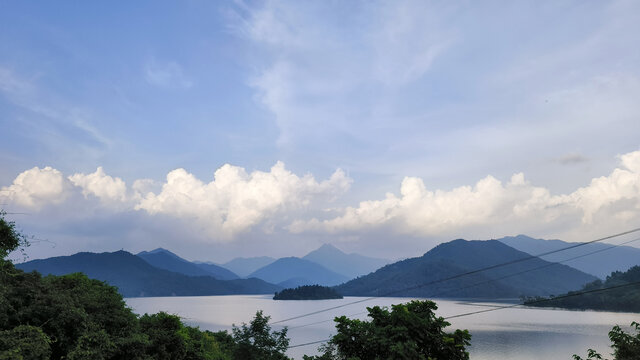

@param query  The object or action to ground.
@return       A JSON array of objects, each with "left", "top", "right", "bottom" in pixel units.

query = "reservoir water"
[{"left": 125, "top": 295, "right": 638, "bottom": 359}]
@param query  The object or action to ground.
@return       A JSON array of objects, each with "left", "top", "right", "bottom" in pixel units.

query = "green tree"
[
  {"left": 306, "top": 300, "right": 471, "bottom": 360},
  {"left": 0, "top": 210, "right": 28, "bottom": 260},
  {"left": 0, "top": 325, "right": 51, "bottom": 360},
  {"left": 232, "top": 311, "right": 290, "bottom": 360},
  {"left": 574, "top": 322, "right": 640, "bottom": 360}
]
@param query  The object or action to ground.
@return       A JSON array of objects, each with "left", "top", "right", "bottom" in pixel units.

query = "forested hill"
[
  {"left": 336, "top": 239, "right": 597, "bottom": 298},
  {"left": 525, "top": 265, "right": 640, "bottom": 312},
  {"left": 16, "top": 251, "right": 280, "bottom": 297}
]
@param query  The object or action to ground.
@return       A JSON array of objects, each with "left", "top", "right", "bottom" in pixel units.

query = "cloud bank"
[{"left": 2, "top": 150, "right": 640, "bottom": 245}]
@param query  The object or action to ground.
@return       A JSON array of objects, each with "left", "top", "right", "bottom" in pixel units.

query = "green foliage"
[
  {"left": 0, "top": 211, "right": 28, "bottom": 260},
  {"left": 573, "top": 322, "right": 640, "bottom": 360},
  {"left": 525, "top": 266, "right": 640, "bottom": 312},
  {"left": 232, "top": 310, "right": 290, "bottom": 360},
  {"left": 0, "top": 325, "right": 51, "bottom": 360},
  {"left": 308, "top": 300, "right": 471, "bottom": 360},
  {"left": 273, "top": 285, "right": 343, "bottom": 300}
]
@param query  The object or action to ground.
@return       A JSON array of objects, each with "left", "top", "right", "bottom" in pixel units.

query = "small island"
[{"left": 273, "top": 285, "right": 343, "bottom": 300}]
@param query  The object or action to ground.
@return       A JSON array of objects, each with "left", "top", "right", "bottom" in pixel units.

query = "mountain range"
[
  {"left": 301, "top": 244, "right": 391, "bottom": 279},
  {"left": 248, "top": 257, "right": 349, "bottom": 287},
  {"left": 16, "top": 251, "right": 279, "bottom": 297},
  {"left": 137, "top": 248, "right": 239, "bottom": 280},
  {"left": 15, "top": 235, "right": 637, "bottom": 299},
  {"left": 499, "top": 235, "right": 640, "bottom": 279},
  {"left": 336, "top": 239, "right": 598, "bottom": 298}
]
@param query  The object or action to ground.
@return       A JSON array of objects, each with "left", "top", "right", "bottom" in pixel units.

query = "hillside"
[
  {"left": 16, "top": 251, "right": 280, "bottom": 297},
  {"left": 525, "top": 265, "right": 640, "bottom": 312},
  {"left": 336, "top": 239, "right": 597, "bottom": 298},
  {"left": 499, "top": 235, "right": 640, "bottom": 279},
  {"left": 249, "top": 257, "right": 349, "bottom": 287},
  {"left": 302, "top": 244, "right": 391, "bottom": 279},
  {"left": 220, "top": 256, "right": 276, "bottom": 277},
  {"left": 137, "top": 248, "right": 239, "bottom": 280}
]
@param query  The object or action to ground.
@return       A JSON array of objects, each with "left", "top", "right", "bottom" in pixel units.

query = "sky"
[{"left": 1, "top": 0, "right": 640, "bottom": 262}]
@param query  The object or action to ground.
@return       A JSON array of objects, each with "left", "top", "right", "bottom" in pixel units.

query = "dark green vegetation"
[
  {"left": 0, "top": 213, "right": 291, "bottom": 359},
  {"left": 525, "top": 266, "right": 640, "bottom": 312},
  {"left": 273, "top": 285, "right": 343, "bottom": 300},
  {"left": 303, "top": 300, "right": 471, "bottom": 360},
  {"left": 500, "top": 235, "right": 640, "bottom": 279},
  {"left": 248, "top": 257, "right": 349, "bottom": 287},
  {"left": 16, "top": 251, "right": 280, "bottom": 297},
  {"left": 573, "top": 322, "right": 640, "bottom": 360},
  {"left": 337, "top": 239, "right": 597, "bottom": 298},
  {"left": 137, "top": 248, "right": 239, "bottom": 280},
  {"left": 301, "top": 244, "right": 390, "bottom": 279}
]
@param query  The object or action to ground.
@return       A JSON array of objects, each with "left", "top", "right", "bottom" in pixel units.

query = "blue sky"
[{"left": 2, "top": 1, "right": 640, "bottom": 262}]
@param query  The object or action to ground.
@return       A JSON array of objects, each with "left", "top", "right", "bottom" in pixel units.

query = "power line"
[
  {"left": 272, "top": 227, "right": 640, "bottom": 325},
  {"left": 285, "top": 236, "right": 640, "bottom": 331},
  {"left": 445, "top": 280, "right": 640, "bottom": 320},
  {"left": 287, "top": 280, "right": 640, "bottom": 349}
]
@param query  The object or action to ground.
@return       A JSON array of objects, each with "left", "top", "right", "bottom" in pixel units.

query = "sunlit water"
[{"left": 125, "top": 295, "right": 637, "bottom": 359}]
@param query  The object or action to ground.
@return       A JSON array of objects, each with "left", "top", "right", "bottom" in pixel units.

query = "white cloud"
[
  {"left": 1, "top": 166, "right": 70, "bottom": 209},
  {"left": 136, "top": 161, "right": 351, "bottom": 240},
  {"left": 290, "top": 150, "right": 640, "bottom": 239},
  {"left": 68, "top": 167, "right": 128, "bottom": 204}
]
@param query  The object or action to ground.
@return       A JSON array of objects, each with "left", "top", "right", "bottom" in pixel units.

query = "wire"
[
  {"left": 444, "top": 280, "right": 640, "bottom": 320},
  {"left": 286, "top": 280, "right": 640, "bottom": 349},
  {"left": 272, "top": 227, "right": 640, "bottom": 325},
  {"left": 284, "top": 236, "right": 640, "bottom": 331}
]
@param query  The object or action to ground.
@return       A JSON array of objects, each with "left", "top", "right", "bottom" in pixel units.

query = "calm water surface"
[{"left": 125, "top": 295, "right": 637, "bottom": 359}]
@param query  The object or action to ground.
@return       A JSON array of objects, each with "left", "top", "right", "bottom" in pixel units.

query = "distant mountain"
[
  {"left": 336, "top": 239, "right": 597, "bottom": 298},
  {"left": 221, "top": 256, "right": 276, "bottom": 278},
  {"left": 16, "top": 251, "right": 280, "bottom": 297},
  {"left": 302, "top": 244, "right": 391, "bottom": 279},
  {"left": 137, "top": 248, "right": 238, "bottom": 280},
  {"left": 499, "top": 235, "right": 640, "bottom": 279},
  {"left": 249, "top": 257, "right": 350, "bottom": 287}
]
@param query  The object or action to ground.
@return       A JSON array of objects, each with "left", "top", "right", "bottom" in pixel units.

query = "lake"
[{"left": 125, "top": 295, "right": 638, "bottom": 359}]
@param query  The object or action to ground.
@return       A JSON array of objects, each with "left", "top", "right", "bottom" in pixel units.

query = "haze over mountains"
[
  {"left": 302, "top": 244, "right": 391, "bottom": 279},
  {"left": 248, "top": 257, "right": 349, "bottom": 287}
]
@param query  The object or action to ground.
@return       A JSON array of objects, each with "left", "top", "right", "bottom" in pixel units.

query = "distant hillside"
[
  {"left": 249, "top": 257, "right": 349, "bottom": 287},
  {"left": 16, "top": 251, "right": 280, "bottom": 297},
  {"left": 499, "top": 235, "right": 640, "bottom": 279},
  {"left": 137, "top": 248, "right": 239, "bottom": 280},
  {"left": 302, "top": 244, "right": 390, "bottom": 279},
  {"left": 221, "top": 256, "right": 276, "bottom": 277},
  {"left": 336, "top": 239, "right": 597, "bottom": 298},
  {"left": 525, "top": 265, "right": 640, "bottom": 312}
]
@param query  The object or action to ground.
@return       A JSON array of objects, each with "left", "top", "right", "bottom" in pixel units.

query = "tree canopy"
[{"left": 305, "top": 300, "right": 471, "bottom": 360}]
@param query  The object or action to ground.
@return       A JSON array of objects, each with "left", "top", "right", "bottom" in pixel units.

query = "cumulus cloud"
[
  {"left": 0, "top": 166, "right": 70, "bottom": 209},
  {"left": 290, "top": 150, "right": 640, "bottom": 239},
  {"left": 68, "top": 167, "right": 128, "bottom": 204},
  {"left": 136, "top": 161, "right": 351, "bottom": 239}
]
